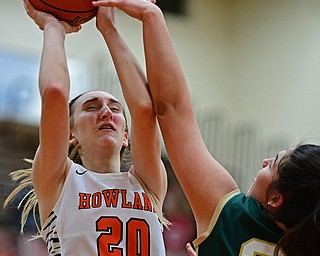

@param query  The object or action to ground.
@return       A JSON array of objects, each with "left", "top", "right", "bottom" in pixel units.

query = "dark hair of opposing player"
[{"left": 266, "top": 144, "right": 320, "bottom": 255}]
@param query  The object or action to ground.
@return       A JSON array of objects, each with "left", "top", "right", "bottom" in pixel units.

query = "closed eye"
[
  {"left": 87, "top": 105, "right": 98, "bottom": 110},
  {"left": 109, "top": 102, "right": 123, "bottom": 113},
  {"left": 110, "top": 107, "right": 121, "bottom": 112}
]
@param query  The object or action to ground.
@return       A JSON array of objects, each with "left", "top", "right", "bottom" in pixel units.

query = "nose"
[
  {"left": 261, "top": 158, "right": 273, "bottom": 168},
  {"left": 100, "top": 106, "right": 112, "bottom": 120}
]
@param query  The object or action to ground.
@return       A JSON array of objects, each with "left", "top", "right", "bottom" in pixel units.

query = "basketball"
[{"left": 29, "top": 0, "right": 98, "bottom": 26}]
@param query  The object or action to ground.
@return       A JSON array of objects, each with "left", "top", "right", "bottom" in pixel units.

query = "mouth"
[{"left": 99, "top": 124, "right": 115, "bottom": 131}]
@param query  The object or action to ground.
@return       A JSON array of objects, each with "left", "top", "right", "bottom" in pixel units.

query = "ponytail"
[
  {"left": 3, "top": 159, "right": 40, "bottom": 234},
  {"left": 274, "top": 205, "right": 320, "bottom": 255}
]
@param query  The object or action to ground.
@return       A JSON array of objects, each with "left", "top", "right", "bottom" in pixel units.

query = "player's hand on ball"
[{"left": 23, "top": 0, "right": 81, "bottom": 33}]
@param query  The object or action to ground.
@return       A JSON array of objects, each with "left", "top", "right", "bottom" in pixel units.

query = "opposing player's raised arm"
[
  {"left": 95, "top": 5, "right": 167, "bottom": 208},
  {"left": 92, "top": 0, "right": 238, "bottom": 235},
  {"left": 142, "top": 6, "right": 238, "bottom": 234}
]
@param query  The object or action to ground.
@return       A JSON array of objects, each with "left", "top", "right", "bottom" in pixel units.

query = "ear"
[
  {"left": 69, "top": 132, "right": 79, "bottom": 147},
  {"left": 122, "top": 132, "right": 129, "bottom": 147},
  {"left": 267, "top": 190, "right": 284, "bottom": 209}
]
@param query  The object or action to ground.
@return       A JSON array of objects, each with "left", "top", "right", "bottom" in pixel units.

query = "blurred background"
[{"left": 1, "top": 0, "right": 320, "bottom": 255}]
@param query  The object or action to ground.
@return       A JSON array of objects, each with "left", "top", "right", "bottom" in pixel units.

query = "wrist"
[
  {"left": 44, "top": 21, "right": 66, "bottom": 36},
  {"left": 141, "top": 4, "right": 163, "bottom": 22},
  {"left": 100, "top": 24, "right": 118, "bottom": 38}
]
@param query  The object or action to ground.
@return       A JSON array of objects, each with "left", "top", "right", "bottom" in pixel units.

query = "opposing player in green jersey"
[{"left": 93, "top": 1, "right": 320, "bottom": 255}]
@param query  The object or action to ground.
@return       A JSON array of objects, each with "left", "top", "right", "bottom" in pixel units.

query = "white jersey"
[{"left": 41, "top": 161, "right": 165, "bottom": 256}]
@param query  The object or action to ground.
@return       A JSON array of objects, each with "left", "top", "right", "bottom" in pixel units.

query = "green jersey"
[{"left": 193, "top": 190, "right": 285, "bottom": 256}]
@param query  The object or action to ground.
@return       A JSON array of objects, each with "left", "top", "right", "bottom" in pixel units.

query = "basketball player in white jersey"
[{"left": 5, "top": 0, "right": 169, "bottom": 255}]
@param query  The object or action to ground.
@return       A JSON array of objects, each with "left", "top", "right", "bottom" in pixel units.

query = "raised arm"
[
  {"left": 23, "top": 0, "right": 81, "bottom": 224},
  {"left": 93, "top": 0, "right": 238, "bottom": 236},
  {"left": 141, "top": 4, "right": 238, "bottom": 235},
  {"left": 95, "top": 5, "right": 167, "bottom": 208}
]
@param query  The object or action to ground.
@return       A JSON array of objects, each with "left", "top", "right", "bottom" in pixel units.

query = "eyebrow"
[
  {"left": 82, "top": 97, "right": 121, "bottom": 106},
  {"left": 272, "top": 154, "right": 279, "bottom": 167},
  {"left": 82, "top": 97, "right": 100, "bottom": 106}
]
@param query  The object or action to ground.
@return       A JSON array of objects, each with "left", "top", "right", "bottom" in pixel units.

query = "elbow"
[
  {"left": 134, "top": 101, "right": 156, "bottom": 119},
  {"left": 41, "top": 83, "right": 69, "bottom": 106},
  {"left": 154, "top": 100, "right": 174, "bottom": 117}
]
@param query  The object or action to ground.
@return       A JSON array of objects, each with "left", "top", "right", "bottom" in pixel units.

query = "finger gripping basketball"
[{"left": 30, "top": 0, "right": 98, "bottom": 25}]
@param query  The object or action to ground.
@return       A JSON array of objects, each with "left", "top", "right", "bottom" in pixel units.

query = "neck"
[{"left": 80, "top": 149, "right": 121, "bottom": 174}]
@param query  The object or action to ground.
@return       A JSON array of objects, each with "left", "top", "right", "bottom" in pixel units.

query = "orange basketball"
[{"left": 29, "top": 0, "right": 98, "bottom": 26}]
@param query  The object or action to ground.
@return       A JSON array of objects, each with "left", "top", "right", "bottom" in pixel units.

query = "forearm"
[
  {"left": 39, "top": 23, "right": 70, "bottom": 99},
  {"left": 142, "top": 8, "right": 192, "bottom": 116},
  {"left": 37, "top": 22, "right": 70, "bottom": 170},
  {"left": 101, "top": 26, "right": 152, "bottom": 116}
]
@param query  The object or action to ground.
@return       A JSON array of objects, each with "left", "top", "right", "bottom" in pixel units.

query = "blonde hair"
[{"left": 3, "top": 159, "right": 39, "bottom": 234}]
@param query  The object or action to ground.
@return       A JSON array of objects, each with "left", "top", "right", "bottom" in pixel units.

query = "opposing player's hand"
[
  {"left": 23, "top": 0, "right": 81, "bottom": 33},
  {"left": 95, "top": 5, "right": 117, "bottom": 35},
  {"left": 186, "top": 242, "right": 196, "bottom": 256},
  {"left": 92, "top": 0, "right": 160, "bottom": 22}
]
